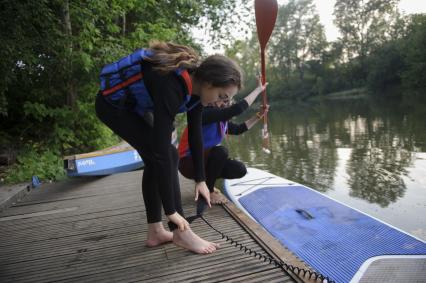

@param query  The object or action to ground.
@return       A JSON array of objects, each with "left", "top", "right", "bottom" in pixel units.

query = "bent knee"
[
  {"left": 210, "top": 146, "right": 229, "bottom": 160},
  {"left": 236, "top": 162, "right": 247, "bottom": 178}
]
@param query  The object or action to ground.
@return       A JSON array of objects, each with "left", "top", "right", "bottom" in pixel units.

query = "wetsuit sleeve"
[
  {"left": 187, "top": 99, "right": 206, "bottom": 182},
  {"left": 202, "top": 100, "right": 249, "bottom": 125},
  {"left": 227, "top": 121, "right": 248, "bottom": 135},
  {"left": 145, "top": 70, "right": 185, "bottom": 216}
]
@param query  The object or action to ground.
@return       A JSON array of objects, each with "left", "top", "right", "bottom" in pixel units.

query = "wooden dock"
[{"left": 0, "top": 171, "right": 312, "bottom": 282}]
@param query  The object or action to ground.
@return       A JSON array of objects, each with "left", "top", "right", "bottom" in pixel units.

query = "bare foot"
[
  {"left": 173, "top": 228, "right": 220, "bottom": 254},
  {"left": 210, "top": 188, "right": 228, "bottom": 205},
  {"left": 145, "top": 223, "right": 173, "bottom": 247}
]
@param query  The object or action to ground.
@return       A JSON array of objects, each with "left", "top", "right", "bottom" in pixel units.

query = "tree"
[
  {"left": 0, "top": 0, "right": 240, "bottom": 115},
  {"left": 0, "top": 0, "right": 242, "bottom": 182},
  {"left": 333, "top": 0, "right": 400, "bottom": 68},
  {"left": 270, "top": 0, "right": 327, "bottom": 83},
  {"left": 225, "top": 35, "right": 260, "bottom": 94},
  {"left": 401, "top": 14, "right": 426, "bottom": 90}
]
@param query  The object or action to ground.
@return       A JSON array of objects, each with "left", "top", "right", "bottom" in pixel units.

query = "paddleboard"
[
  {"left": 224, "top": 167, "right": 426, "bottom": 283},
  {"left": 64, "top": 130, "right": 178, "bottom": 177}
]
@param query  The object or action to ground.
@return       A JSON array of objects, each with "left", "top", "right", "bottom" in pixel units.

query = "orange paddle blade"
[{"left": 255, "top": 0, "right": 278, "bottom": 50}]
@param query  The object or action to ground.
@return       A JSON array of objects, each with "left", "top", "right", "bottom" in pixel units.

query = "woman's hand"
[
  {"left": 256, "top": 104, "right": 270, "bottom": 120},
  {"left": 254, "top": 75, "right": 268, "bottom": 96},
  {"left": 195, "top": 181, "right": 211, "bottom": 208},
  {"left": 245, "top": 104, "right": 270, "bottom": 130},
  {"left": 244, "top": 75, "right": 268, "bottom": 106},
  {"left": 167, "top": 212, "right": 190, "bottom": 231}
]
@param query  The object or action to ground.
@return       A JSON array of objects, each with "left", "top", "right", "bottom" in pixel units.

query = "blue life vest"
[
  {"left": 178, "top": 121, "right": 228, "bottom": 157},
  {"left": 99, "top": 48, "right": 195, "bottom": 116}
]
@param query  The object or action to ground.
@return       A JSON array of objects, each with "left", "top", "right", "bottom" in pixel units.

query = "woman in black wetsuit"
[
  {"left": 95, "top": 41, "right": 250, "bottom": 254},
  {"left": 178, "top": 78, "right": 268, "bottom": 204}
]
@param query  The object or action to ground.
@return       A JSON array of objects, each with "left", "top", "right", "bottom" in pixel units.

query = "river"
[{"left": 224, "top": 96, "right": 426, "bottom": 241}]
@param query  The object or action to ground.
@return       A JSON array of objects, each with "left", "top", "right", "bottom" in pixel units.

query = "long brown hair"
[
  {"left": 147, "top": 41, "right": 243, "bottom": 90},
  {"left": 147, "top": 41, "right": 200, "bottom": 74},
  {"left": 194, "top": 55, "right": 243, "bottom": 90}
]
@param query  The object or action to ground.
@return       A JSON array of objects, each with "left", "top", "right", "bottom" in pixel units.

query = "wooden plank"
[
  {"left": 2, "top": 243, "right": 264, "bottom": 282},
  {"left": 0, "top": 214, "right": 249, "bottom": 248},
  {"left": 3, "top": 244, "right": 268, "bottom": 280},
  {"left": 0, "top": 226, "right": 255, "bottom": 263},
  {"left": 0, "top": 170, "right": 300, "bottom": 283},
  {"left": 1, "top": 239, "right": 259, "bottom": 276},
  {"left": 222, "top": 268, "right": 295, "bottom": 283},
  {"left": 63, "top": 142, "right": 133, "bottom": 160}
]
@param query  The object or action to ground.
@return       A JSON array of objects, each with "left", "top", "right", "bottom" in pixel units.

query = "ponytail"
[{"left": 147, "top": 41, "right": 200, "bottom": 74}]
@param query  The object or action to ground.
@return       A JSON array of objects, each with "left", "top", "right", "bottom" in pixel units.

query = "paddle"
[{"left": 255, "top": 0, "right": 278, "bottom": 154}]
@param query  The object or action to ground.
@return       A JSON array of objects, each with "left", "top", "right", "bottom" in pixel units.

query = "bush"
[{"left": 5, "top": 147, "right": 66, "bottom": 183}]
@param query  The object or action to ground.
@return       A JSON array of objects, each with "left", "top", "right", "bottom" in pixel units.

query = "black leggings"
[
  {"left": 95, "top": 95, "right": 183, "bottom": 223},
  {"left": 179, "top": 146, "right": 247, "bottom": 192}
]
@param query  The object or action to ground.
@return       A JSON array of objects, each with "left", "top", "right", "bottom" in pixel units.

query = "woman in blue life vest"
[
  {"left": 178, "top": 77, "right": 268, "bottom": 204},
  {"left": 95, "top": 41, "right": 247, "bottom": 254}
]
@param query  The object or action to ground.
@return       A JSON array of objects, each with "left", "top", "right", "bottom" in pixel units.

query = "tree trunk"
[
  {"left": 122, "top": 12, "right": 126, "bottom": 36},
  {"left": 298, "top": 63, "right": 305, "bottom": 82},
  {"left": 62, "top": 0, "right": 77, "bottom": 108}
]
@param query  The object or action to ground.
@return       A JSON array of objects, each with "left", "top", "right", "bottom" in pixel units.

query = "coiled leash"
[{"left": 168, "top": 199, "right": 334, "bottom": 283}]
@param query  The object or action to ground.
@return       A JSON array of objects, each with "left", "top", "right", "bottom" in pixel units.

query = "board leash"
[{"left": 182, "top": 212, "right": 334, "bottom": 283}]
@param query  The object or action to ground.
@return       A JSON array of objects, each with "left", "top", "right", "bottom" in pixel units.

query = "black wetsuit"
[
  {"left": 96, "top": 61, "right": 205, "bottom": 224},
  {"left": 179, "top": 100, "right": 249, "bottom": 192}
]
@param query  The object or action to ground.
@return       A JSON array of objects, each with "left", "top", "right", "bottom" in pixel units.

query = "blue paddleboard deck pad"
[
  {"left": 239, "top": 185, "right": 426, "bottom": 283},
  {"left": 224, "top": 168, "right": 426, "bottom": 283}
]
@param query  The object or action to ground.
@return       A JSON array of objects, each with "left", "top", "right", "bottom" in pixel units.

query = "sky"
[
  {"left": 193, "top": 0, "right": 426, "bottom": 54},
  {"left": 304, "top": 0, "right": 426, "bottom": 41}
]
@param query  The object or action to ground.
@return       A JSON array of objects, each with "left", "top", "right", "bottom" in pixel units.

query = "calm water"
[{"left": 225, "top": 97, "right": 426, "bottom": 241}]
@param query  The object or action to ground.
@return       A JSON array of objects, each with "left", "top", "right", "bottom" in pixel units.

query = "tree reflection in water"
[{"left": 226, "top": 97, "right": 425, "bottom": 208}]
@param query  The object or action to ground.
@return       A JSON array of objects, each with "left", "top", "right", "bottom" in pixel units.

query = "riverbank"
[{"left": 316, "top": 87, "right": 368, "bottom": 100}]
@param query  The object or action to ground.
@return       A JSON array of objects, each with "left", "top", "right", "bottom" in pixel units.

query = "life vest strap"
[
  {"left": 102, "top": 73, "right": 143, "bottom": 96},
  {"left": 180, "top": 70, "right": 192, "bottom": 95}
]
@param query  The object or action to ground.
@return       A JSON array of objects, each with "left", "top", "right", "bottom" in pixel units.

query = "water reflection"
[
  {"left": 226, "top": 97, "right": 425, "bottom": 208},
  {"left": 347, "top": 143, "right": 411, "bottom": 207}
]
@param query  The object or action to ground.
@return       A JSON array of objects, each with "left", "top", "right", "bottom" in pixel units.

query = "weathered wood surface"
[{"left": 0, "top": 171, "right": 298, "bottom": 282}]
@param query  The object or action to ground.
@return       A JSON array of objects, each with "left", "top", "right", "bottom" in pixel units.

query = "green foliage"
[
  {"left": 1, "top": 0, "right": 425, "bottom": 184},
  {"left": 366, "top": 42, "right": 404, "bottom": 91},
  {"left": 270, "top": 0, "right": 327, "bottom": 83},
  {"left": 0, "top": 0, "right": 240, "bottom": 183},
  {"left": 5, "top": 147, "right": 66, "bottom": 183},
  {"left": 226, "top": 1, "right": 425, "bottom": 100},
  {"left": 333, "top": 0, "right": 401, "bottom": 61},
  {"left": 401, "top": 14, "right": 426, "bottom": 89},
  {"left": 225, "top": 36, "right": 260, "bottom": 95}
]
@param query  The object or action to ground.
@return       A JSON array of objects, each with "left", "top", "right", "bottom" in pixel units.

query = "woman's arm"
[
  {"left": 244, "top": 114, "right": 263, "bottom": 130},
  {"left": 150, "top": 78, "right": 183, "bottom": 216},
  {"left": 202, "top": 100, "right": 248, "bottom": 125},
  {"left": 187, "top": 100, "right": 211, "bottom": 207},
  {"left": 143, "top": 62, "right": 190, "bottom": 216},
  {"left": 228, "top": 105, "right": 269, "bottom": 135},
  {"left": 227, "top": 121, "right": 248, "bottom": 135},
  {"left": 187, "top": 100, "right": 205, "bottom": 183},
  {"left": 202, "top": 77, "right": 267, "bottom": 125},
  {"left": 243, "top": 76, "right": 268, "bottom": 106}
]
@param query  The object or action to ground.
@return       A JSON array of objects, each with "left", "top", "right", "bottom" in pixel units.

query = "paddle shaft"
[
  {"left": 255, "top": 0, "right": 278, "bottom": 144},
  {"left": 260, "top": 49, "right": 268, "bottom": 126}
]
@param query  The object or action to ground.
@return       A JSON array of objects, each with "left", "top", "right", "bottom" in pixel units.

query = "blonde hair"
[{"left": 147, "top": 41, "right": 200, "bottom": 74}]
